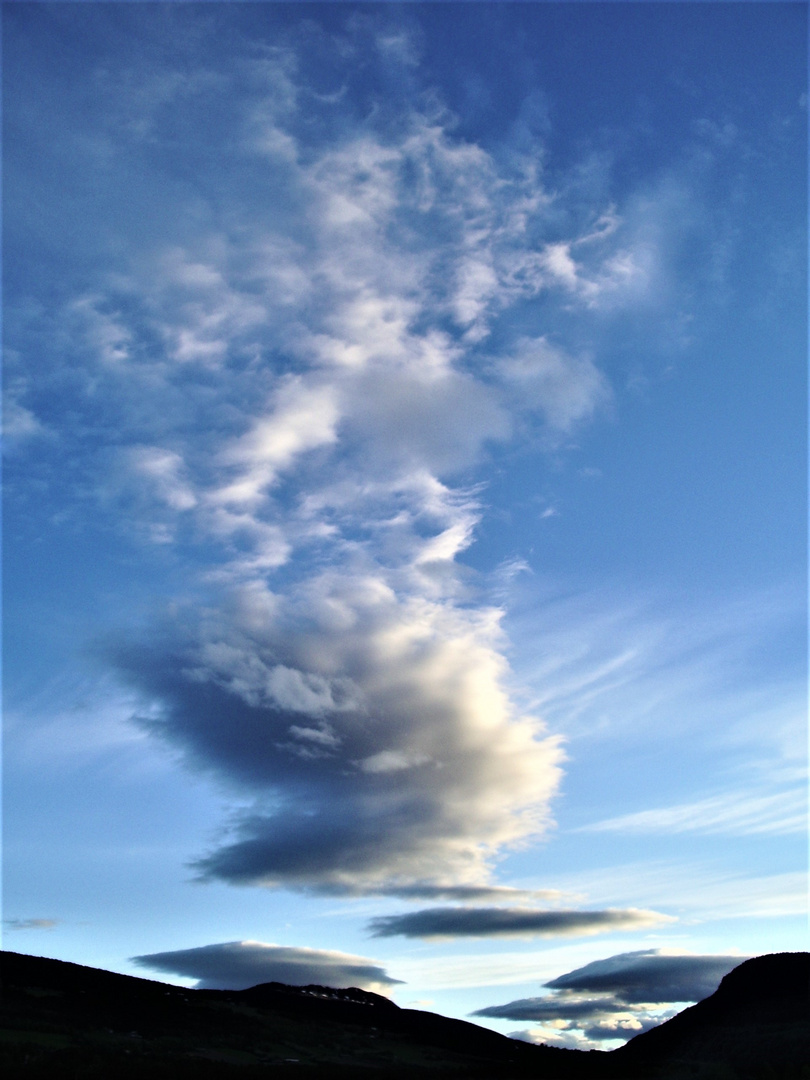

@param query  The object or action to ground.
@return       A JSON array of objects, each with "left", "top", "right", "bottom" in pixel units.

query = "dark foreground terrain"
[{"left": 1, "top": 950, "right": 807, "bottom": 1079}]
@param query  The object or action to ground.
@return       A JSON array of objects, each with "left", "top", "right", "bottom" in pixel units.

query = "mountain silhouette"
[
  {"left": 614, "top": 951, "right": 809, "bottom": 1078},
  {"left": 1, "top": 949, "right": 807, "bottom": 1078}
]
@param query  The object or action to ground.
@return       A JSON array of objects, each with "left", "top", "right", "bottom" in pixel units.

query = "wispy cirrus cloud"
[
  {"left": 541, "top": 862, "right": 808, "bottom": 922},
  {"left": 581, "top": 787, "right": 808, "bottom": 838}
]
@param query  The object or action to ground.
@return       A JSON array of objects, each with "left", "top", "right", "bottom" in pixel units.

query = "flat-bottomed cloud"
[
  {"left": 474, "top": 949, "right": 747, "bottom": 1048},
  {"left": 368, "top": 906, "right": 672, "bottom": 939},
  {"left": 132, "top": 941, "right": 402, "bottom": 994}
]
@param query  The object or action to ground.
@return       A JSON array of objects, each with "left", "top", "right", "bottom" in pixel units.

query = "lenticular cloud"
[
  {"left": 132, "top": 941, "right": 402, "bottom": 993},
  {"left": 76, "top": 23, "right": 647, "bottom": 894}
]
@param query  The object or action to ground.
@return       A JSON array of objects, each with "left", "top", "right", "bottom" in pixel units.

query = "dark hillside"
[
  {"left": 615, "top": 952, "right": 810, "bottom": 1078},
  {"left": 1, "top": 950, "right": 807, "bottom": 1079},
  {"left": 0, "top": 950, "right": 585, "bottom": 1079}
]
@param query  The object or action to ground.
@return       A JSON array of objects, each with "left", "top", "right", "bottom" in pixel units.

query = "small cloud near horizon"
[
  {"left": 132, "top": 940, "right": 403, "bottom": 994},
  {"left": 474, "top": 948, "right": 747, "bottom": 1048},
  {"left": 4, "top": 918, "right": 60, "bottom": 931}
]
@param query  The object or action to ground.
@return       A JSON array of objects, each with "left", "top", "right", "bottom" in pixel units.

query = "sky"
[{"left": 2, "top": 0, "right": 807, "bottom": 1052}]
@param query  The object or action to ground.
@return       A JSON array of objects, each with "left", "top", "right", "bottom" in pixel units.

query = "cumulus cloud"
[
  {"left": 118, "top": 583, "right": 563, "bottom": 892},
  {"left": 367, "top": 906, "right": 670, "bottom": 940},
  {"left": 132, "top": 940, "right": 402, "bottom": 994},
  {"left": 473, "top": 949, "right": 745, "bottom": 1048}
]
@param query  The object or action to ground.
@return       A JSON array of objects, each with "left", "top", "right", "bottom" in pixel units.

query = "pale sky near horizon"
[{"left": 3, "top": 1, "right": 807, "bottom": 1051}]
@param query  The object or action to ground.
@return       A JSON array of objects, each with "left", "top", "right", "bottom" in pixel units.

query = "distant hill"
[
  {"left": 1, "top": 950, "right": 807, "bottom": 1078},
  {"left": 0, "top": 949, "right": 577, "bottom": 1078}
]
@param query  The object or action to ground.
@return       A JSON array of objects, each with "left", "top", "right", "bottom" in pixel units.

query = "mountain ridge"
[
  {"left": 1, "top": 949, "right": 807, "bottom": 1078},
  {"left": 614, "top": 950, "right": 809, "bottom": 1077}
]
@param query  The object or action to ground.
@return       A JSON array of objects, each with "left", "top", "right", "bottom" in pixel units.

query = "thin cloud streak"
[
  {"left": 505, "top": 581, "right": 804, "bottom": 750},
  {"left": 3, "top": 918, "right": 60, "bottom": 931},
  {"left": 365, "top": 884, "right": 575, "bottom": 903},
  {"left": 367, "top": 906, "right": 672, "bottom": 940},
  {"left": 545, "top": 862, "right": 808, "bottom": 921},
  {"left": 582, "top": 788, "right": 808, "bottom": 838}
]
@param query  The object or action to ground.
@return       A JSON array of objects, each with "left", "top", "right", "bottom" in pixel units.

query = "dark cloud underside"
[
  {"left": 474, "top": 994, "right": 635, "bottom": 1021},
  {"left": 473, "top": 949, "right": 747, "bottom": 1046},
  {"left": 132, "top": 941, "right": 402, "bottom": 993},
  {"left": 545, "top": 949, "right": 747, "bottom": 1003},
  {"left": 367, "top": 906, "right": 669, "bottom": 939}
]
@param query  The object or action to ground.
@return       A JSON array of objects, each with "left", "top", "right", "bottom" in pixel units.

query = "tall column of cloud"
[{"left": 56, "top": 25, "right": 652, "bottom": 895}]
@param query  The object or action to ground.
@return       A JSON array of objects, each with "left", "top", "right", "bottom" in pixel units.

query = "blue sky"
[{"left": 3, "top": 1, "right": 806, "bottom": 1050}]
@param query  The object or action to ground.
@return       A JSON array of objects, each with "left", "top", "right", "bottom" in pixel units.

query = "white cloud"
[
  {"left": 540, "top": 242, "right": 580, "bottom": 289},
  {"left": 130, "top": 447, "right": 197, "bottom": 511},
  {"left": 510, "top": 1013, "right": 665, "bottom": 1050},
  {"left": 2, "top": 381, "right": 46, "bottom": 449},
  {"left": 119, "top": 573, "right": 564, "bottom": 892},
  {"left": 212, "top": 379, "right": 340, "bottom": 507},
  {"left": 154, "top": 247, "right": 268, "bottom": 367},
  {"left": 497, "top": 336, "right": 609, "bottom": 431}
]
